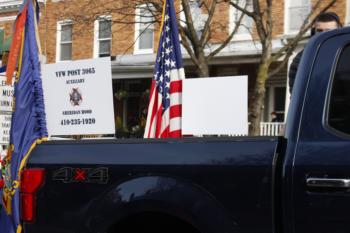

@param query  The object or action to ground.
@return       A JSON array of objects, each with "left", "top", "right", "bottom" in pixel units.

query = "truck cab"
[{"left": 283, "top": 26, "right": 350, "bottom": 233}]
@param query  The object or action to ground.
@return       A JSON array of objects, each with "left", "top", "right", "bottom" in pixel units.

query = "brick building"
[{"left": 0, "top": 0, "right": 349, "bottom": 137}]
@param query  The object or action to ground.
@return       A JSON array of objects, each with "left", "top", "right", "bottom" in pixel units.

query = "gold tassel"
[
  {"left": 16, "top": 224, "right": 22, "bottom": 233},
  {"left": 2, "top": 190, "right": 12, "bottom": 215}
]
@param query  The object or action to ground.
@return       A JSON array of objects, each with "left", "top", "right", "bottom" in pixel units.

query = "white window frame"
[
  {"left": 56, "top": 20, "right": 72, "bottom": 62},
  {"left": 229, "top": 1, "right": 253, "bottom": 41},
  {"left": 93, "top": 15, "right": 112, "bottom": 58},
  {"left": 346, "top": 0, "right": 350, "bottom": 26},
  {"left": 0, "top": 16, "right": 16, "bottom": 22},
  {"left": 134, "top": 4, "right": 154, "bottom": 55},
  {"left": 284, "top": 0, "right": 311, "bottom": 35}
]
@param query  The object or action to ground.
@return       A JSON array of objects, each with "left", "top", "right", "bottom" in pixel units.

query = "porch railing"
[
  {"left": 260, "top": 122, "right": 284, "bottom": 136},
  {"left": 225, "top": 122, "right": 285, "bottom": 137}
]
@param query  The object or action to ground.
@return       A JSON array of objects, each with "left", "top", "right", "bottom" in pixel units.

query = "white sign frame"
[
  {"left": 182, "top": 76, "right": 248, "bottom": 135},
  {"left": 42, "top": 58, "right": 115, "bottom": 136}
]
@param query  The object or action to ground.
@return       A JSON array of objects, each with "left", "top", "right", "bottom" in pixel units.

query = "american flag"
[{"left": 144, "top": 0, "right": 185, "bottom": 138}]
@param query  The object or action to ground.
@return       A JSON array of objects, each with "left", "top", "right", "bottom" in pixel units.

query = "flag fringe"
[
  {"left": 16, "top": 224, "right": 22, "bottom": 233},
  {"left": 2, "top": 137, "right": 47, "bottom": 216}
]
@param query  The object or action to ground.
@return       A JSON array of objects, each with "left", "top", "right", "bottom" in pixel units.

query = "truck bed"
[{"left": 25, "top": 137, "right": 281, "bottom": 233}]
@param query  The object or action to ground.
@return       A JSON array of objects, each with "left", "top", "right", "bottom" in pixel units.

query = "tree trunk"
[
  {"left": 249, "top": 61, "right": 269, "bottom": 136},
  {"left": 197, "top": 63, "right": 209, "bottom": 77},
  {"left": 196, "top": 52, "right": 209, "bottom": 77}
]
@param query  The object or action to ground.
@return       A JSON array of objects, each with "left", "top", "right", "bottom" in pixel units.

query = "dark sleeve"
[{"left": 288, "top": 50, "right": 303, "bottom": 93}]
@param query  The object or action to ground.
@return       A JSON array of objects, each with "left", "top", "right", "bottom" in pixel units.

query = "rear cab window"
[{"left": 327, "top": 44, "right": 350, "bottom": 136}]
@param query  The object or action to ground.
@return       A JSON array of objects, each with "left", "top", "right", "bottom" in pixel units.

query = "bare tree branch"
[
  {"left": 265, "top": 0, "right": 273, "bottom": 42},
  {"left": 178, "top": 25, "right": 201, "bottom": 68},
  {"left": 233, "top": 0, "right": 338, "bottom": 135},
  {"left": 207, "top": 2, "right": 246, "bottom": 61},
  {"left": 199, "top": 0, "right": 217, "bottom": 47},
  {"left": 269, "top": 0, "right": 336, "bottom": 66},
  {"left": 227, "top": 0, "right": 255, "bottom": 18},
  {"left": 181, "top": 0, "right": 201, "bottom": 52},
  {"left": 251, "top": 0, "right": 267, "bottom": 46}
]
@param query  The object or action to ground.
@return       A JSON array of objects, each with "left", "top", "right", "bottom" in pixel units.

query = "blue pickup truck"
[{"left": 20, "top": 27, "right": 350, "bottom": 233}]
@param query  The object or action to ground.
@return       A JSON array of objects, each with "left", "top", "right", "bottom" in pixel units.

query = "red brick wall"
[
  {"left": 0, "top": 12, "right": 17, "bottom": 41},
  {"left": 272, "top": 0, "right": 285, "bottom": 37},
  {"left": 0, "top": 0, "right": 347, "bottom": 63},
  {"left": 210, "top": 1, "right": 229, "bottom": 43},
  {"left": 312, "top": 0, "right": 346, "bottom": 25}
]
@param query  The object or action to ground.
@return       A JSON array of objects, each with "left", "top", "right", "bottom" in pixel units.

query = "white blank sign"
[{"left": 182, "top": 76, "right": 248, "bottom": 135}]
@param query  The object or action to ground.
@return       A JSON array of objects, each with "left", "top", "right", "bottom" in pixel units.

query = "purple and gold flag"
[{"left": 0, "top": 0, "right": 48, "bottom": 232}]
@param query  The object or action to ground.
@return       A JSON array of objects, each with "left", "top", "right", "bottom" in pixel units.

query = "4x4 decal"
[{"left": 52, "top": 167, "right": 108, "bottom": 184}]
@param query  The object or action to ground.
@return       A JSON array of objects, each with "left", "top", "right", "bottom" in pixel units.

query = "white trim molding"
[
  {"left": 284, "top": 0, "right": 288, "bottom": 34},
  {"left": 346, "top": 0, "right": 350, "bottom": 26},
  {"left": 0, "top": 15, "right": 16, "bottom": 22},
  {"left": 0, "top": 0, "right": 22, "bottom": 9},
  {"left": 0, "top": 0, "right": 45, "bottom": 11}
]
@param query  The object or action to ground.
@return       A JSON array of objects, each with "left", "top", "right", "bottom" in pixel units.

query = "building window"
[
  {"left": 230, "top": 0, "right": 253, "bottom": 40},
  {"left": 285, "top": 0, "right": 310, "bottom": 33},
  {"left": 134, "top": 4, "right": 154, "bottom": 54},
  {"left": 94, "top": 16, "right": 112, "bottom": 58},
  {"left": 56, "top": 21, "right": 72, "bottom": 61},
  {"left": 179, "top": 0, "right": 208, "bottom": 39}
]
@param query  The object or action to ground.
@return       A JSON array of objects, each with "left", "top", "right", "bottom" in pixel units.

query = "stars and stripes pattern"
[{"left": 144, "top": 0, "right": 185, "bottom": 138}]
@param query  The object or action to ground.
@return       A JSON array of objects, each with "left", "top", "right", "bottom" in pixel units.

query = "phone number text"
[{"left": 61, "top": 118, "right": 96, "bottom": 126}]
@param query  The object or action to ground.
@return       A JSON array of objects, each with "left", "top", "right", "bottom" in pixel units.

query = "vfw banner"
[{"left": 42, "top": 57, "right": 115, "bottom": 136}]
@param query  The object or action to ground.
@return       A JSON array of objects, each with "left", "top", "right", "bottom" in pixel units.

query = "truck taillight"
[{"left": 20, "top": 168, "right": 45, "bottom": 222}]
